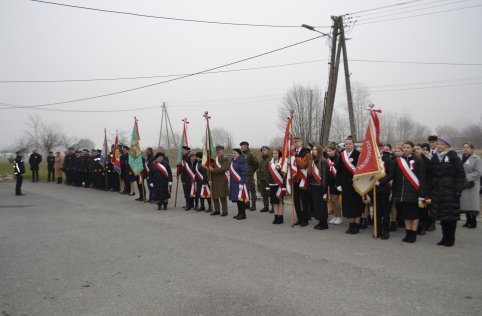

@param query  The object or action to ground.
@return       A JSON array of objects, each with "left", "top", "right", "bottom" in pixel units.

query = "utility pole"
[
  {"left": 318, "top": 15, "right": 357, "bottom": 146},
  {"left": 157, "top": 103, "right": 178, "bottom": 149}
]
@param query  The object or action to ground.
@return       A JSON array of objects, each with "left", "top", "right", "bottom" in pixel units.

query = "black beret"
[
  {"left": 196, "top": 152, "right": 203, "bottom": 159},
  {"left": 233, "top": 148, "right": 242, "bottom": 155},
  {"left": 182, "top": 146, "right": 190, "bottom": 150},
  {"left": 154, "top": 152, "right": 164, "bottom": 159}
]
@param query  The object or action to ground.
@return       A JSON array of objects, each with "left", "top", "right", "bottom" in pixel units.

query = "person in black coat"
[
  {"left": 14, "top": 151, "right": 26, "bottom": 196},
  {"left": 265, "top": 148, "right": 286, "bottom": 224},
  {"left": 63, "top": 148, "right": 75, "bottom": 185},
  {"left": 370, "top": 150, "right": 394, "bottom": 239},
  {"left": 28, "top": 149, "right": 42, "bottom": 183},
  {"left": 414, "top": 143, "right": 433, "bottom": 235},
  {"left": 325, "top": 144, "right": 342, "bottom": 225},
  {"left": 149, "top": 152, "right": 173, "bottom": 210},
  {"left": 430, "top": 136, "right": 465, "bottom": 247},
  {"left": 336, "top": 136, "right": 364, "bottom": 234},
  {"left": 392, "top": 141, "right": 426, "bottom": 243},
  {"left": 179, "top": 146, "right": 191, "bottom": 209},
  {"left": 194, "top": 152, "right": 211, "bottom": 212},
  {"left": 47, "top": 152, "right": 55, "bottom": 182},
  {"left": 309, "top": 145, "right": 329, "bottom": 230}
]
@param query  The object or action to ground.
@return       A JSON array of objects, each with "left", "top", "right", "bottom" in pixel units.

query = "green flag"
[{"left": 128, "top": 118, "right": 144, "bottom": 175}]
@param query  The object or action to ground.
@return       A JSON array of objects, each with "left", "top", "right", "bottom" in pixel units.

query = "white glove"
[
  {"left": 376, "top": 181, "right": 380, "bottom": 186},
  {"left": 239, "top": 184, "right": 243, "bottom": 190},
  {"left": 265, "top": 187, "right": 270, "bottom": 191},
  {"left": 323, "top": 194, "right": 327, "bottom": 200},
  {"left": 168, "top": 182, "right": 173, "bottom": 186},
  {"left": 337, "top": 186, "right": 342, "bottom": 192},
  {"left": 149, "top": 183, "right": 153, "bottom": 188}
]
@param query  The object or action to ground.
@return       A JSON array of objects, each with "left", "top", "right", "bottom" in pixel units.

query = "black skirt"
[
  {"left": 341, "top": 184, "right": 364, "bottom": 218},
  {"left": 328, "top": 184, "right": 341, "bottom": 196},
  {"left": 269, "top": 186, "right": 282, "bottom": 204},
  {"left": 397, "top": 202, "right": 421, "bottom": 220}
]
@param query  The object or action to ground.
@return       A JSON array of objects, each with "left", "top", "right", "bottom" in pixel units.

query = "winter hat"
[
  {"left": 233, "top": 148, "right": 242, "bottom": 155},
  {"left": 439, "top": 136, "right": 451, "bottom": 147}
]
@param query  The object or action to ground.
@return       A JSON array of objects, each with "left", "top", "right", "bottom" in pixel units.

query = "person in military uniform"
[
  {"left": 209, "top": 145, "right": 230, "bottom": 216},
  {"left": 179, "top": 146, "right": 191, "bottom": 209},
  {"left": 63, "top": 148, "right": 75, "bottom": 185},
  {"left": 14, "top": 151, "right": 26, "bottom": 196},
  {"left": 240, "top": 141, "right": 259, "bottom": 211},
  {"left": 120, "top": 145, "right": 131, "bottom": 194},
  {"left": 28, "top": 149, "right": 42, "bottom": 183},
  {"left": 73, "top": 150, "right": 82, "bottom": 187},
  {"left": 47, "top": 151, "right": 55, "bottom": 182},
  {"left": 257, "top": 146, "right": 271, "bottom": 213}
]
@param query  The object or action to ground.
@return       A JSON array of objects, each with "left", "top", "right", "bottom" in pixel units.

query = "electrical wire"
[
  {"left": 30, "top": 0, "right": 330, "bottom": 28},
  {"left": 352, "top": 0, "right": 473, "bottom": 21},
  {"left": 349, "top": 3, "right": 482, "bottom": 25},
  {"left": 345, "top": 0, "right": 424, "bottom": 15},
  {"left": 350, "top": 59, "right": 482, "bottom": 66},
  {"left": 0, "top": 35, "right": 323, "bottom": 110},
  {"left": 353, "top": 0, "right": 454, "bottom": 17}
]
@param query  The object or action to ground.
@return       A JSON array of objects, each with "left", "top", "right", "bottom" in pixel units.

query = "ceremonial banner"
[
  {"left": 112, "top": 132, "right": 121, "bottom": 174},
  {"left": 280, "top": 115, "right": 297, "bottom": 194},
  {"left": 128, "top": 117, "right": 144, "bottom": 176},
  {"left": 176, "top": 118, "right": 189, "bottom": 176},
  {"left": 202, "top": 113, "right": 216, "bottom": 169},
  {"left": 99, "top": 128, "right": 109, "bottom": 167},
  {"left": 353, "top": 109, "right": 385, "bottom": 196}
]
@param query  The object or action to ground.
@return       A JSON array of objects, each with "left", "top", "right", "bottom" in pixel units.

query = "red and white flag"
[
  {"left": 280, "top": 115, "right": 297, "bottom": 194},
  {"left": 353, "top": 108, "right": 386, "bottom": 196}
]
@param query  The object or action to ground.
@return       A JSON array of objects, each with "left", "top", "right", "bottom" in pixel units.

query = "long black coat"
[
  {"left": 392, "top": 155, "right": 426, "bottom": 204},
  {"left": 430, "top": 150, "right": 465, "bottom": 221},
  {"left": 149, "top": 160, "right": 173, "bottom": 202}
]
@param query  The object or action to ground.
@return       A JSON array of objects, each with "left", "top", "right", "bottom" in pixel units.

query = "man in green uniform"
[
  {"left": 257, "top": 146, "right": 271, "bottom": 212},
  {"left": 240, "top": 141, "right": 259, "bottom": 211},
  {"left": 209, "top": 145, "right": 230, "bottom": 216}
]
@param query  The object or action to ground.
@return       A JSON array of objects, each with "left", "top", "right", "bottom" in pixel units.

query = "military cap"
[{"left": 216, "top": 145, "right": 224, "bottom": 151}]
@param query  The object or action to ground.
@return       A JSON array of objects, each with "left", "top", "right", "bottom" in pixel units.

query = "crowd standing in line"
[{"left": 13, "top": 135, "right": 481, "bottom": 247}]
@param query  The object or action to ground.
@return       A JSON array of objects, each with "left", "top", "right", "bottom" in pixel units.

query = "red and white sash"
[
  {"left": 341, "top": 150, "right": 356, "bottom": 174},
  {"left": 215, "top": 156, "right": 229, "bottom": 180},
  {"left": 268, "top": 159, "right": 285, "bottom": 198},
  {"left": 195, "top": 163, "right": 204, "bottom": 181},
  {"left": 230, "top": 162, "right": 250, "bottom": 202},
  {"left": 310, "top": 161, "right": 322, "bottom": 185},
  {"left": 200, "top": 184, "right": 211, "bottom": 198},
  {"left": 298, "top": 168, "right": 308, "bottom": 189},
  {"left": 153, "top": 161, "right": 169, "bottom": 179},
  {"left": 327, "top": 157, "right": 337, "bottom": 177},
  {"left": 184, "top": 162, "right": 197, "bottom": 197},
  {"left": 397, "top": 157, "right": 420, "bottom": 191}
]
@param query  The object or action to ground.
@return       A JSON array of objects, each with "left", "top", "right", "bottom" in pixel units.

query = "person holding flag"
[
  {"left": 292, "top": 137, "right": 312, "bottom": 227},
  {"left": 336, "top": 136, "right": 364, "bottom": 234},
  {"left": 209, "top": 145, "right": 230, "bottom": 216},
  {"left": 392, "top": 141, "right": 427, "bottom": 243},
  {"left": 229, "top": 148, "right": 249, "bottom": 220},
  {"left": 128, "top": 117, "right": 144, "bottom": 198},
  {"left": 175, "top": 118, "right": 190, "bottom": 208}
]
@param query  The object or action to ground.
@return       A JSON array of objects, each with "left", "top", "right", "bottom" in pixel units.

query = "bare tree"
[
  {"left": 278, "top": 84, "right": 323, "bottom": 144},
  {"left": 211, "top": 127, "right": 233, "bottom": 149},
  {"left": 462, "top": 123, "right": 482, "bottom": 148},
  {"left": 350, "top": 82, "right": 372, "bottom": 141},
  {"left": 71, "top": 138, "right": 95, "bottom": 150},
  {"left": 158, "top": 131, "right": 180, "bottom": 150},
  {"left": 329, "top": 108, "right": 350, "bottom": 143},
  {"left": 39, "top": 123, "right": 63, "bottom": 153},
  {"left": 435, "top": 125, "right": 460, "bottom": 139},
  {"left": 24, "top": 114, "right": 42, "bottom": 150}
]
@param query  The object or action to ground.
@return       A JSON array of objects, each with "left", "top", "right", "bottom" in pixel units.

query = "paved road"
[{"left": 1, "top": 181, "right": 481, "bottom": 316}]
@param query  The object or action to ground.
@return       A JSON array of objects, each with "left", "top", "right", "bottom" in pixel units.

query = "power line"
[
  {"left": 0, "top": 59, "right": 329, "bottom": 83},
  {"left": 353, "top": 0, "right": 455, "bottom": 17},
  {"left": 350, "top": 4, "right": 482, "bottom": 25},
  {"left": 2, "top": 57, "right": 481, "bottom": 84},
  {"left": 345, "top": 0, "right": 424, "bottom": 15},
  {"left": 0, "top": 35, "right": 323, "bottom": 109},
  {"left": 353, "top": 0, "right": 473, "bottom": 21},
  {"left": 30, "top": 0, "right": 330, "bottom": 29}
]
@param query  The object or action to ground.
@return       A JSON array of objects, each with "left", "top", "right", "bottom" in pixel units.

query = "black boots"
[
  {"left": 360, "top": 218, "right": 368, "bottom": 229},
  {"left": 390, "top": 221, "right": 398, "bottom": 232},
  {"left": 269, "top": 206, "right": 274, "bottom": 214},
  {"left": 272, "top": 215, "right": 284, "bottom": 224},
  {"left": 260, "top": 205, "right": 269, "bottom": 213},
  {"left": 345, "top": 223, "right": 360, "bottom": 234},
  {"left": 402, "top": 230, "right": 417, "bottom": 243},
  {"left": 439, "top": 221, "right": 457, "bottom": 247},
  {"left": 236, "top": 209, "right": 246, "bottom": 220},
  {"left": 464, "top": 212, "right": 478, "bottom": 229},
  {"left": 314, "top": 219, "right": 328, "bottom": 230}
]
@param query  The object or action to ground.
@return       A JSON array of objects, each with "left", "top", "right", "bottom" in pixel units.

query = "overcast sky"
[{"left": 1, "top": 0, "right": 481, "bottom": 149}]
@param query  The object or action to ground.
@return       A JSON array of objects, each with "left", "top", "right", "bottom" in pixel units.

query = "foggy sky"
[{"left": 1, "top": 0, "right": 481, "bottom": 150}]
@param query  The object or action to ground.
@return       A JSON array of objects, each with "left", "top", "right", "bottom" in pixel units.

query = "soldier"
[
  {"left": 336, "top": 136, "right": 364, "bottom": 234},
  {"left": 257, "top": 146, "right": 271, "bottom": 213},
  {"left": 240, "top": 141, "right": 259, "bottom": 211},
  {"left": 28, "top": 149, "right": 42, "bottom": 183},
  {"left": 292, "top": 137, "right": 311, "bottom": 227},
  {"left": 14, "top": 151, "right": 26, "bottom": 196},
  {"left": 209, "top": 145, "right": 230, "bottom": 216},
  {"left": 81, "top": 149, "right": 91, "bottom": 188},
  {"left": 63, "top": 148, "right": 75, "bottom": 185},
  {"left": 73, "top": 150, "right": 82, "bottom": 187},
  {"left": 47, "top": 151, "right": 55, "bottom": 182},
  {"left": 120, "top": 145, "right": 131, "bottom": 194}
]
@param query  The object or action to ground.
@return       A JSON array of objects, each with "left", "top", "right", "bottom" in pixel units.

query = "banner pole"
[{"left": 373, "top": 187, "right": 378, "bottom": 239}]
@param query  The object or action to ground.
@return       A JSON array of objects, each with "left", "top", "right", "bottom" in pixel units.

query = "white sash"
[
  {"left": 397, "top": 157, "right": 420, "bottom": 191},
  {"left": 216, "top": 156, "right": 229, "bottom": 180},
  {"left": 342, "top": 150, "right": 356, "bottom": 174}
]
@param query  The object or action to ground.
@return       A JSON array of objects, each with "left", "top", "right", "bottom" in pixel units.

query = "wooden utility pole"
[
  {"left": 320, "top": 16, "right": 357, "bottom": 146},
  {"left": 157, "top": 103, "right": 178, "bottom": 149}
]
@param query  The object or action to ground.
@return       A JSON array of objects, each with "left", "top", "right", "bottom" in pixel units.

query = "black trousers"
[
  {"left": 183, "top": 182, "right": 193, "bottom": 207},
  {"left": 47, "top": 169, "right": 55, "bottom": 182},
  {"left": 31, "top": 169, "right": 39, "bottom": 182},
  {"left": 293, "top": 182, "right": 310, "bottom": 223},
  {"left": 311, "top": 185, "right": 328, "bottom": 221},
  {"left": 374, "top": 192, "right": 391, "bottom": 233},
  {"left": 16, "top": 175, "right": 23, "bottom": 194}
]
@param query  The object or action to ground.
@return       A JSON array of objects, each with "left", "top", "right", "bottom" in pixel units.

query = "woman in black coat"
[
  {"left": 309, "top": 145, "right": 329, "bottom": 230},
  {"left": 149, "top": 153, "right": 173, "bottom": 210},
  {"left": 430, "top": 136, "right": 465, "bottom": 247},
  {"left": 392, "top": 141, "right": 426, "bottom": 243}
]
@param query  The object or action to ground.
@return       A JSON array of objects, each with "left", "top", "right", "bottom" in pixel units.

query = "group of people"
[{"left": 13, "top": 135, "right": 481, "bottom": 247}]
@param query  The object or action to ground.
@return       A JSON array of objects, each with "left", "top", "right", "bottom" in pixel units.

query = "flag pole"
[
  {"left": 288, "top": 111, "right": 295, "bottom": 228},
  {"left": 373, "top": 187, "right": 377, "bottom": 238},
  {"left": 204, "top": 111, "right": 214, "bottom": 212},
  {"left": 104, "top": 128, "right": 108, "bottom": 192}
]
